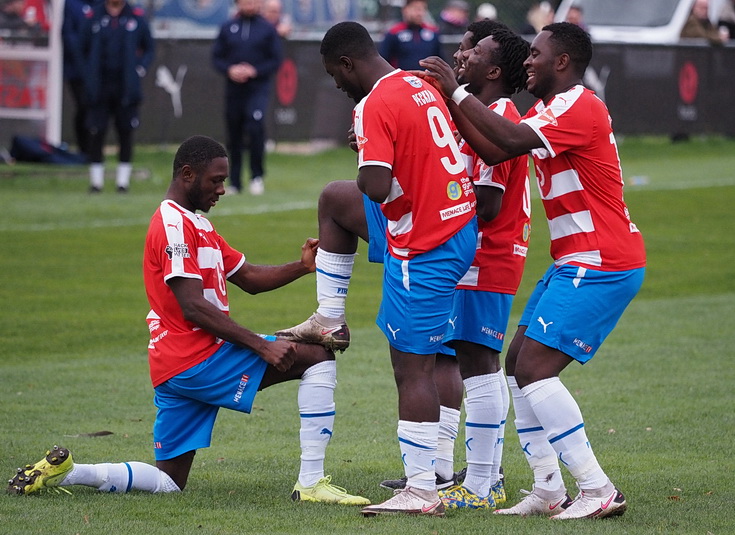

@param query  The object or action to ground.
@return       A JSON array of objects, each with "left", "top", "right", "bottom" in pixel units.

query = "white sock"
[
  {"left": 462, "top": 373, "right": 501, "bottom": 497},
  {"left": 436, "top": 405, "right": 460, "bottom": 480},
  {"left": 90, "top": 163, "right": 104, "bottom": 190},
  {"left": 314, "top": 249, "right": 355, "bottom": 319},
  {"left": 491, "top": 368, "right": 510, "bottom": 486},
  {"left": 523, "top": 377, "right": 609, "bottom": 491},
  {"left": 508, "top": 375, "right": 564, "bottom": 493},
  {"left": 398, "top": 420, "right": 439, "bottom": 491},
  {"left": 116, "top": 162, "right": 132, "bottom": 189},
  {"left": 62, "top": 462, "right": 179, "bottom": 493},
  {"left": 297, "top": 360, "right": 336, "bottom": 487}
]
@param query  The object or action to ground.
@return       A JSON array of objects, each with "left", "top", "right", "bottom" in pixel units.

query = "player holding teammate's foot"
[{"left": 7, "top": 136, "right": 367, "bottom": 506}]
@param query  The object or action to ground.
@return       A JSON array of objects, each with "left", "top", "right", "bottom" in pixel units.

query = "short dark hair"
[
  {"left": 466, "top": 21, "right": 530, "bottom": 94},
  {"left": 173, "top": 136, "right": 227, "bottom": 178},
  {"left": 542, "top": 21, "right": 592, "bottom": 76},
  {"left": 320, "top": 21, "right": 377, "bottom": 64}
]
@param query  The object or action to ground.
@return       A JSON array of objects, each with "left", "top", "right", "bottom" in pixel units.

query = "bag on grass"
[{"left": 10, "top": 135, "right": 87, "bottom": 165}]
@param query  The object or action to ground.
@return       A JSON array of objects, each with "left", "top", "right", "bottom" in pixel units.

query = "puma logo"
[
  {"left": 155, "top": 65, "right": 188, "bottom": 118},
  {"left": 448, "top": 316, "right": 458, "bottom": 329},
  {"left": 387, "top": 323, "right": 400, "bottom": 340},
  {"left": 537, "top": 316, "right": 553, "bottom": 333}
]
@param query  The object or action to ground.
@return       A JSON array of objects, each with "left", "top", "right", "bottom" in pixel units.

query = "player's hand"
[
  {"left": 347, "top": 126, "right": 358, "bottom": 153},
  {"left": 260, "top": 339, "right": 297, "bottom": 372},
  {"left": 416, "top": 56, "right": 460, "bottom": 100},
  {"left": 301, "top": 237, "right": 319, "bottom": 272}
]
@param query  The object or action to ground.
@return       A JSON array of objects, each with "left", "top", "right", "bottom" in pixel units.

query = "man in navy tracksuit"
[
  {"left": 212, "top": 0, "right": 283, "bottom": 195},
  {"left": 80, "top": 0, "right": 154, "bottom": 193}
]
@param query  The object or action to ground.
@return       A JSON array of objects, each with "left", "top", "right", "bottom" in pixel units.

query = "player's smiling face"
[
  {"left": 525, "top": 30, "right": 555, "bottom": 100},
  {"left": 453, "top": 31, "right": 474, "bottom": 83},
  {"left": 462, "top": 35, "right": 499, "bottom": 94},
  {"left": 188, "top": 157, "right": 228, "bottom": 213},
  {"left": 322, "top": 55, "right": 365, "bottom": 103}
]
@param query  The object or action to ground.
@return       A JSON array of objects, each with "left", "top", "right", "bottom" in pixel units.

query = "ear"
[
  {"left": 339, "top": 55, "right": 354, "bottom": 72},
  {"left": 179, "top": 164, "right": 196, "bottom": 184},
  {"left": 486, "top": 65, "right": 501, "bottom": 81},
  {"left": 556, "top": 52, "right": 571, "bottom": 72}
]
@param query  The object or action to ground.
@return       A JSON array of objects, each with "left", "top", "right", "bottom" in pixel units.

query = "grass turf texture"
[{"left": 1, "top": 136, "right": 734, "bottom": 534}]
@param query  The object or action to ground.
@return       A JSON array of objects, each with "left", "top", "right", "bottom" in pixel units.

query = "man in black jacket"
[
  {"left": 80, "top": 0, "right": 154, "bottom": 193},
  {"left": 212, "top": 0, "right": 283, "bottom": 195}
]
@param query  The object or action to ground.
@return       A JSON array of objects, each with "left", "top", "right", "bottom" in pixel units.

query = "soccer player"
[
  {"left": 287, "top": 21, "right": 478, "bottom": 517},
  {"left": 418, "top": 22, "right": 645, "bottom": 519},
  {"left": 433, "top": 22, "right": 531, "bottom": 511},
  {"left": 7, "top": 136, "right": 369, "bottom": 506},
  {"left": 378, "top": 21, "right": 532, "bottom": 511}
]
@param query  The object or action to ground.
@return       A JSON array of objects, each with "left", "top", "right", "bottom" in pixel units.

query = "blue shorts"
[
  {"left": 363, "top": 194, "right": 387, "bottom": 263},
  {"left": 152, "top": 338, "right": 271, "bottom": 461},
  {"left": 519, "top": 264, "right": 645, "bottom": 363},
  {"left": 443, "top": 290, "right": 514, "bottom": 353},
  {"left": 376, "top": 220, "right": 477, "bottom": 355}
]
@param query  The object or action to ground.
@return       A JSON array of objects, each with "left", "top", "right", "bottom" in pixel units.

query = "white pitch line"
[
  {"left": 2, "top": 177, "right": 734, "bottom": 233},
  {"left": 1, "top": 200, "right": 317, "bottom": 232}
]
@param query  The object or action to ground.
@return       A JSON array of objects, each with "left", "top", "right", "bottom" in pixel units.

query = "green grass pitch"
[{"left": 1, "top": 136, "right": 734, "bottom": 534}]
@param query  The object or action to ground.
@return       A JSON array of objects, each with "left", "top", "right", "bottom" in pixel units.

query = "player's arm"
[
  {"left": 168, "top": 276, "right": 297, "bottom": 371},
  {"left": 418, "top": 56, "right": 542, "bottom": 157},
  {"left": 228, "top": 238, "right": 318, "bottom": 295},
  {"left": 357, "top": 165, "right": 392, "bottom": 203},
  {"left": 475, "top": 184, "right": 503, "bottom": 222},
  {"left": 450, "top": 104, "right": 513, "bottom": 166}
]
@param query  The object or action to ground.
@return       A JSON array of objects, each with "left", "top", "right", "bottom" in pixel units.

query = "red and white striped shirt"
[
  {"left": 458, "top": 98, "right": 531, "bottom": 294},
  {"left": 143, "top": 200, "right": 245, "bottom": 387},
  {"left": 354, "top": 69, "right": 476, "bottom": 259},
  {"left": 522, "top": 85, "right": 645, "bottom": 271}
]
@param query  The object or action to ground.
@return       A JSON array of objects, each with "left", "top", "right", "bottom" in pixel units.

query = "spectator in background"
[
  {"left": 262, "top": 0, "right": 291, "bottom": 39},
  {"left": 0, "top": 0, "right": 42, "bottom": 36},
  {"left": 517, "top": 1, "right": 554, "bottom": 36},
  {"left": 564, "top": 4, "right": 588, "bottom": 32},
  {"left": 21, "top": 0, "right": 48, "bottom": 31},
  {"left": 379, "top": 0, "right": 442, "bottom": 70},
  {"left": 212, "top": 0, "right": 283, "bottom": 195},
  {"left": 681, "top": 0, "right": 728, "bottom": 44},
  {"left": 717, "top": 0, "right": 734, "bottom": 40},
  {"left": 474, "top": 2, "right": 497, "bottom": 22},
  {"left": 62, "top": 0, "right": 96, "bottom": 159},
  {"left": 80, "top": 0, "right": 155, "bottom": 193},
  {"left": 438, "top": 0, "right": 470, "bottom": 35}
]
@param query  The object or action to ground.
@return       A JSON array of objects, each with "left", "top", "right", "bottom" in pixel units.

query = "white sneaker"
[
  {"left": 551, "top": 486, "right": 627, "bottom": 520},
  {"left": 361, "top": 487, "right": 445, "bottom": 517},
  {"left": 249, "top": 177, "right": 264, "bottom": 195},
  {"left": 274, "top": 312, "right": 350, "bottom": 352},
  {"left": 493, "top": 486, "right": 572, "bottom": 517}
]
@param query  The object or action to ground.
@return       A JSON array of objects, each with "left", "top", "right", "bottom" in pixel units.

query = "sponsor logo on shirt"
[
  {"left": 447, "top": 180, "right": 462, "bottom": 200},
  {"left": 523, "top": 222, "right": 531, "bottom": 242},
  {"left": 439, "top": 202, "right": 472, "bottom": 221},
  {"left": 513, "top": 244, "right": 528, "bottom": 257},
  {"left": 429, "top": 333, "right": 444, "bottom": 343},
  {"left": 165, "top": 243, "right": 190, "bottom": 260}
]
